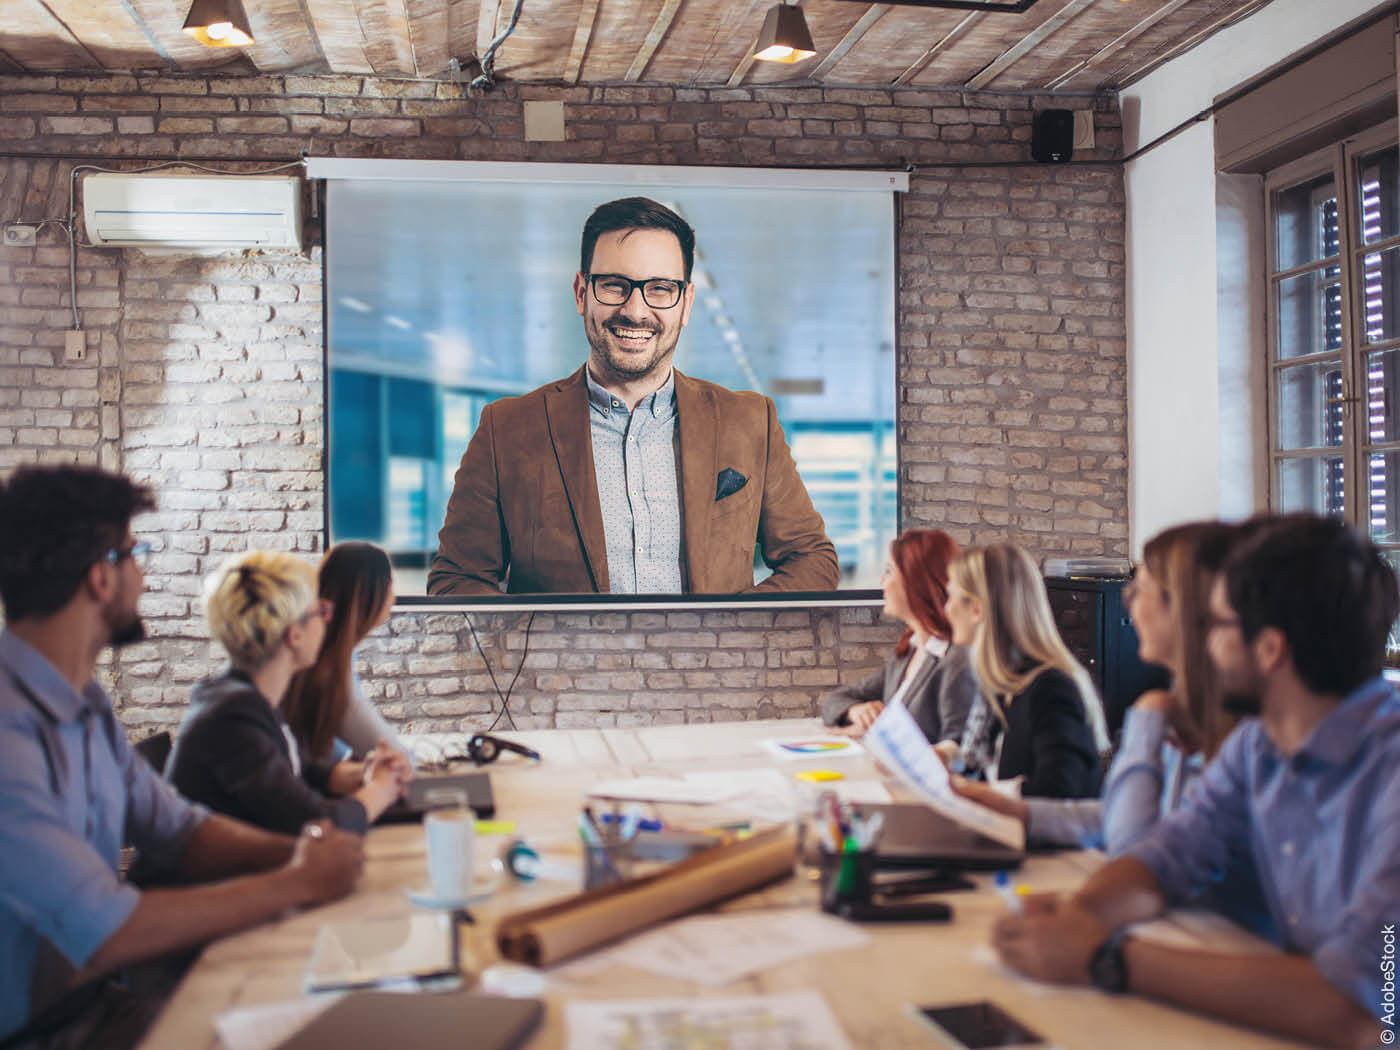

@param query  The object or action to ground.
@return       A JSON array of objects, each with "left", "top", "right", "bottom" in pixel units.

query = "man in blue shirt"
[
  {"left": 991, "top": 514, "right": 1397, "bottom": 1049},
  {"left": 0, "top": 465, "right": 365, "bottom": 1049}
]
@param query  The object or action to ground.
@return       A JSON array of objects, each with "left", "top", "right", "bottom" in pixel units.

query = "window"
[{"left": 1267, "top": 124, "right": 1400, "bottom": 589}]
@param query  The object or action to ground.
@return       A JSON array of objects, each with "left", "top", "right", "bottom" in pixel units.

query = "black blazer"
[
  {"left": 166, "top": 668, "right": 368, "bottom": 835},
  {"left": 820, "top": 643, "right": 978, "bottom": 745},
  {"left": 997, "top": 667, "right": 1101, "bottom": 799}
]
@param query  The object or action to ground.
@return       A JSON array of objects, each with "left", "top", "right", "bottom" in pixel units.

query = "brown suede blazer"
[{"left": 427, "top": 365, "right": 839, "bottom": 595}]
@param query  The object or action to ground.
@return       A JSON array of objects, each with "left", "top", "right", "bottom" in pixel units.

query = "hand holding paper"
[{"left": 861, "top": 701, "right": 1026, "bottom": 851}]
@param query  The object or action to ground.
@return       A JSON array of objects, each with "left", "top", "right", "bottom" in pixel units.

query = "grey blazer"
[{"left": 820, "top": 643, "right": 978, "bottom": 746}]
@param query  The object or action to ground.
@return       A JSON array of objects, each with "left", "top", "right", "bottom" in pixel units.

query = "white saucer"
[{"left": 405, "top": 871, "right": 501, "bottom": 909}]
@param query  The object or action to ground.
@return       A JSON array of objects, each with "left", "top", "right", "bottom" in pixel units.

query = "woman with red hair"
[{"left": 821, "top": 528, "right": 978, "bottom": 744}]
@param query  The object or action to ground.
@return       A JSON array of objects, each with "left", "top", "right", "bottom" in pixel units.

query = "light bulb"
[{"left": 205, "top": 21, "right": 231, "bottom": 40}]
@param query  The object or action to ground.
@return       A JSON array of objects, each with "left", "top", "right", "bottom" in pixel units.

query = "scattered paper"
[
  {"left": 760, "top": 736, "right": 865, "bottom": 761},
  {"left": 586, "top": 769, "right": 797, "bottom": 821},
  {"left": 682, "top": 769, "right": 797, "bottom": 823},
  {"left": 214, "top": 996, "right": 341, "bottom": 1050},
  {"left": 828, "top": 779, "right": 892, "bottom": 806},
  {"left": 559, "top": 909, "right": 870, "bottom": 987},
  {"left": 565, "top": 990, "right": 854, "bottom": 1050},
  {"left": 862, "top": 701, "right": 1025, "bottom": 851},
  {"left": 587, "top": 776, "right": 738, "bottom": 805}
]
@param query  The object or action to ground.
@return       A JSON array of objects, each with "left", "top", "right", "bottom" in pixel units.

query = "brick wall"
[{"left": 0, "top": 73, "right": 1126, "bottom": 737}]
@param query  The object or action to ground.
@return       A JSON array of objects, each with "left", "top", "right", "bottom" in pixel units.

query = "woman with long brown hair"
[
  {"left": 282, "top": 542, "right": 402, "bottom": 767},
  {"left": 820, "top": 528, "right": 978, "bottom": 745}
]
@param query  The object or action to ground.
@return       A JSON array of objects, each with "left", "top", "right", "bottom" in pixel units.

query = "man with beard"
[
  {"left": 987, "top": 513, "right": 1398, "bottom": 1049},
  {"left": 428, "top": 196, "right": 838, "bottom": 595},
  {"left": 0, "top": 466, "right": 364, "bottom": 1050}
]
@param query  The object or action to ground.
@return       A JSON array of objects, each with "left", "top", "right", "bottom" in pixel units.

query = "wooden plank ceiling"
[{"left": 0, "top": 0, "right": 1278, "bottom": 91}]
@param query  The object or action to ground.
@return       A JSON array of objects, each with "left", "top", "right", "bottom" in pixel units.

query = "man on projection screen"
[{"left": 427, "top": 197, "right": 838, "bottom": 596}]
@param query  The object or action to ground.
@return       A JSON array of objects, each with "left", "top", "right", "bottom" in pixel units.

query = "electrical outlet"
[
  {"left": 3, "top": 223, "right": 38, "bottom": 247},
  {"left": 65, "top": 330, "right": 86, "bottom": 362}
]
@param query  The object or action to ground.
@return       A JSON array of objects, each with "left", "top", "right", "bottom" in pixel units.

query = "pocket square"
[{"left": 715, "top": 468, "right": 748, "bottom": 501}]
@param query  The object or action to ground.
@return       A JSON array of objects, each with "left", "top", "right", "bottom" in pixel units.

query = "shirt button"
[{"left": 1281, "top": 842, "right": 1294, "bottom": 856}]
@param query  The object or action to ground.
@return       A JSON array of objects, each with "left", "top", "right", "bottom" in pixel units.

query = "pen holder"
[
  {"left": 817, "top": 845, "right": 876, "bottom": 913},
  {"left": 581, "top": 839, "right": 636, "bottom": 890}
]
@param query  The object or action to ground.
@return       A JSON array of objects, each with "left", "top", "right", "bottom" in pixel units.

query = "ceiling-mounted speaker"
[{"left": 1031, "top": 109, "right": 1074, "bottom": 164}]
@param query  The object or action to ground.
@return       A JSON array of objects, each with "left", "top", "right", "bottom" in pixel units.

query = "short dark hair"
[
  {"left": 580, "top": 197, "right": 695, "bottom": 280},
  {"left": 1224, "top": 513, "right": 1399, "bottom": 696},
  {"left": 0, "top": 465, "right": 156, "bottom": 620}
]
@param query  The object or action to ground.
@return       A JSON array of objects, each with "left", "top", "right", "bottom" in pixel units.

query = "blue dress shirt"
[
  {"left": 1127, "top": 675, "right": 1400, "bottom": 1020},
  {"left": 585, "top": 366, "right": 685, "bottom": 593},
  {"left": 0, "top": 630, "right": 205, "bottom": 1040}
]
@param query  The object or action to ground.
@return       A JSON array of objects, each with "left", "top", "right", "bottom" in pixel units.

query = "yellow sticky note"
[
  {"left": 794, "top": 769, "right": 845, "bottom": 783},
  {"left": 474, "top": 820, "right": 516, "bottom": 835}
]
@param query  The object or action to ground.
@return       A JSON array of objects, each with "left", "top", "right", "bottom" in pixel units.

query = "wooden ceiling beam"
[
  {"left": 625, "top": 0, "right": 684, "bottom": 82},
  {"left": 4, "top": 0, "right": 104, "bottom": 71},
  {"left": 239, "top": 0, "right": 331, "bottom": 74},
  {"left": 403, "top": 0, "right": 450, "bottom": 77},
  {"left": 353, "top": 0, "right": 418, "bottom": 75},
  {"left": 1112, "top": 0, "right": 1274, "bottom": 90},
  {"left": 725, "top": 42, "right": 757, "bottom": 88},
  {"left": 810, "top": 2, "right": 890, "bottom": 82},
  {"left": 563, "top": 0, "right": 602, "bottom": 83},
  {"left": 892, "top": 11, "right": 980, "bottom": 87},
  {"left": 964, "top": 0, "right": 1095, "bottom": 91},
  {"left": 302, "top": 0, "right": 375, "bottom": 73},
  {"left": 1043, "top": 0, "right": 1192, "bottom": 90}
]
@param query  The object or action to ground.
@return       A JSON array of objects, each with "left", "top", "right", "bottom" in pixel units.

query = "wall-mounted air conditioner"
[{"left": 82, "top": 173, "right": 302, "bottom": 249}]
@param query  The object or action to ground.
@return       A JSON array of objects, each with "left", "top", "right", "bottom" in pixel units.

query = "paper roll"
[{"left": 495, "top": 825, "right": 797, "bottom": 967}]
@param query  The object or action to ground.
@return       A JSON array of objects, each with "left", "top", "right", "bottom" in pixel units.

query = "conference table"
[{"left": 137, "top": 718, "right": 1308, "bottom": 1050}]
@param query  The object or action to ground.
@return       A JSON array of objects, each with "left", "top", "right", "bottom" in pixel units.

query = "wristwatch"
[{"left": 1089, "top": 930, "right": 1132, "bottom": 994}]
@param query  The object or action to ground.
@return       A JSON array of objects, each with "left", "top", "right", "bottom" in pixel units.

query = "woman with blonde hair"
[
  {"left": 166, "top": 550, "right": 408, "bottom": 835},
  {"left": 943, "top": 543, "right": 1107, "bottom": 799},
  {"left": 954, "top": 520, "right": 1246, "bottom": 852}
]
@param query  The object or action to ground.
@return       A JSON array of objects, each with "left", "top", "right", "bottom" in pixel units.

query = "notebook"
[
  {"left": 378, "top": 770, "right": 496, "bottom": 822},
  {"left": 303, "top": 912, "right": 459, "bottom": 993},
  {"left": 275, "top": 990, "right": 542, "bottom": 1050}
]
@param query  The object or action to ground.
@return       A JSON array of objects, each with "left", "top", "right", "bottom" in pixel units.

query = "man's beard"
[
  {"left": 1221, "top": 689, "right": 1263, "bottom": 717},
  {"left": 109, "top": 610, "right": 146, "bottom": 648},
  {"left": 587, "top": 317, "right": 675, "bottom": 382}
]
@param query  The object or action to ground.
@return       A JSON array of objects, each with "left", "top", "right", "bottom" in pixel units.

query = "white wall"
[{"left": 1120, "top": 0, "right": 1392, "bottom": 549}]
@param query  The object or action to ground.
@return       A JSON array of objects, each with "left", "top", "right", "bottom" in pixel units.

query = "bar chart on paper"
[{"left": 564, "top": 991, "right": 854, "bottom": 1050}]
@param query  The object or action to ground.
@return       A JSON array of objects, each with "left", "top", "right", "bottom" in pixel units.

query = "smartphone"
[{"left": 907, "top": 1001, "right": 1053, "bottom": 1050}]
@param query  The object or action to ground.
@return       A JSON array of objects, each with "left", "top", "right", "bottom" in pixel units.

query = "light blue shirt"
[
  {"left": 1024, "top": 706, "right": 1201, "bottom": 854},
  {"left": 0, "top": 630, "right": 205, "bottom": 1039},
  {"left": 585, "top": 367, "right": 685, "bottom": 593},
  {"left": 1127, "top": 675, "right": 1400, "bottom": 1020}
]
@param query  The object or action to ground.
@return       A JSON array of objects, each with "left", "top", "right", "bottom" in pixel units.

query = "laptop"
[
  {"left": 859, "top": 802, "right": 1024, "bottom": 871},
  {"left": 378, "top": 770, "right": 496, "bottom": 823}
]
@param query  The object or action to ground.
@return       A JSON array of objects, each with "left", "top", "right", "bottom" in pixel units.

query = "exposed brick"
[{"left": 0, "top": 72, "right": 1126, "bottom": 735}]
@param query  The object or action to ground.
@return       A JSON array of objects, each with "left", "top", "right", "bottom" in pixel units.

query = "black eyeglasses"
[
  {"left": 105, "top": 541, "right": 151, "bottom": 570},
  {"left": 586, "top": 273, "right": 687, "bottom": 310}
]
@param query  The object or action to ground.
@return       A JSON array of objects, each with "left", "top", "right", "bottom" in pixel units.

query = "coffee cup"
[{"left": 423, "top": 787, "right": 475, "bottom": 902}]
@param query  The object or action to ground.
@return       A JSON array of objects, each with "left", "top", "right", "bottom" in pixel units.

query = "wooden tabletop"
[{"left": 137, "top": 718, "right": 1308, "bottom": 1050}]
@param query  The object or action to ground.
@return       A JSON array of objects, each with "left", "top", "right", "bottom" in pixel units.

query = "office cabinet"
[{"left": 1045, "top": 576, "right": 1169, "bottom": 739}]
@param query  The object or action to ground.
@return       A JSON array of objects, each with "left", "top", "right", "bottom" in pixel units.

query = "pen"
[
  {"left": 995, "top": 870, "right": 1028, "bottom": 914},
  {"left": 601, "top": 809, "right": 662, "bottom": 834}
]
